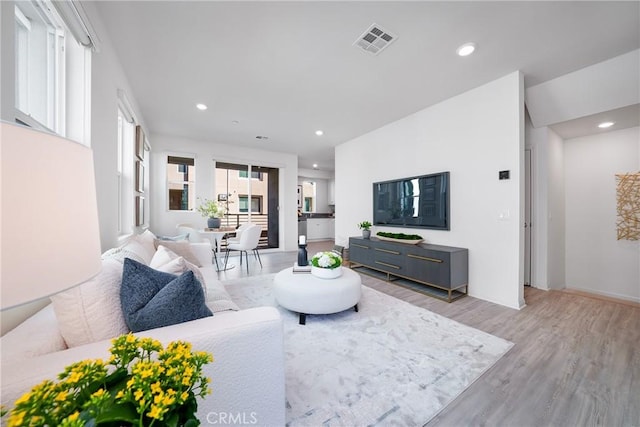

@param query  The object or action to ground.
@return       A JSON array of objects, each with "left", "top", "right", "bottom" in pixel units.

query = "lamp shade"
[{"left": 1, "top": 122, "right": 102, "bottom": 310}]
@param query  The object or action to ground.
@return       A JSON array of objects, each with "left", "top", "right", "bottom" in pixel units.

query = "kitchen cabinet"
[{"left": 306, "top": 218, "right": 335, "bottom": 241}]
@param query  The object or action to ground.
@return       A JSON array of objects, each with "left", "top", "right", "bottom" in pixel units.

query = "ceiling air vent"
[{"left": 353, "top": 23, "right": 397, "bottom": 56}]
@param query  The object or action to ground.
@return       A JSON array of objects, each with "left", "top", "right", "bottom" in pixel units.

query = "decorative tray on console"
[{"left": 376, "top": 233, "right": 423, "bottom": 245}]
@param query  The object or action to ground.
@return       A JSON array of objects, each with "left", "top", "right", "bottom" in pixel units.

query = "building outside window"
[
  {"left": 238, "top": 170, "right": 263, "bottom": 180},
  {"left": 238, "top": 195, "right": 262, "bottom": 213},
  {"left": 167, "top": 156, "right": 195, "bottom": 210}
]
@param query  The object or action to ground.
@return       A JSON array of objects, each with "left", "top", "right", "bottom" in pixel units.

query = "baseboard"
[{"left": 561, "top": 288, "right": 640, "bottom": 308}]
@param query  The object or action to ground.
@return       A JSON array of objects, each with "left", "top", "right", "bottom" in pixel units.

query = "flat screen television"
[{"left": 373, "top": 171, "right": 450, "bottom": 230}]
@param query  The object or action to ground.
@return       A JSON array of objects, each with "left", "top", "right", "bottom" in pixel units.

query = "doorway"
[
  {"left": 524, "top": 149, "right": 532, "bottom": 286},
  {"left": 214, "top": 161, "right": 280, "bottom": 249}
]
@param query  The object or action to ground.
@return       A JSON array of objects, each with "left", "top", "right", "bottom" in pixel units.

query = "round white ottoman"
[{"left": 273, "top": 267, "right": 362, "bottom": 324}]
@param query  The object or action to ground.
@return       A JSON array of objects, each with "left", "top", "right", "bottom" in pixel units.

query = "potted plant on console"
[
  {"left": 197, "top": 198, "right": 226, "bottom": 229},
  {"left": 358, "top": 221, "right": 372, "bottom": 239}
]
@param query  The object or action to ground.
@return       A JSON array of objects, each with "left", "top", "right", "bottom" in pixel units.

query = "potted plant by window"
[
  {"left": 196, "top": 198, "right": 225, "bottom": 229},
  {"left": 358, "top": 221, "right": 372, "bottom": 239}
]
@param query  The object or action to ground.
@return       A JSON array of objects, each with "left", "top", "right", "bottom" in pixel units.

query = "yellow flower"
[
  {"left": 147, "top": 405, "right": 163, "bottom": 420},
  {"left": 153, "top": 393, "right": 163, "bottom": 405},
  {"left": 92, "top": 388, "right": 106, "bottom": 398},
  {"left": 7, "top": 334, "right": 214, "bottom": 427},
  {"left": 67, "top": 371, "right": 83, "bottom": 384},
  {"left": 7, "top": 410, "right": 25, "bottom": 426},
  {"left": 14, "top": 393, "right": 31, "bottom": 405}
]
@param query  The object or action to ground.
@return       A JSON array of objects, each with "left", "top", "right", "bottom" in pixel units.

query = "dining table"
[{"left": 199, "top": 226, "right": 237, "bottom": 271}]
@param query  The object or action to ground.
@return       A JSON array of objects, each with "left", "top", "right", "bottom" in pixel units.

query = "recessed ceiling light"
[
  {"left": 456, "top": 42, "right": 476, "bottom": 57},
  {"left": 312, "top": 163, "right": 318, "bottom": 169},
  {"left": 598, "top": 121, "right": 615, "bottom": 129},
  {"left": 196, "top": 103, "right": 208, "bottom": 111},
  {"left": 315, "top": 130, "right": 324, "bottom": 136}
]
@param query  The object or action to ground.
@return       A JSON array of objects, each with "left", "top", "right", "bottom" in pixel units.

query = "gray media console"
[{"left": 348, "top": 237, "right": 468, "bottom": 302}]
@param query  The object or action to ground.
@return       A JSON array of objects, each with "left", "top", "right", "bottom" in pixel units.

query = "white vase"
[{"left": 311, "top": 266, "right": 343, "bottom": 279}]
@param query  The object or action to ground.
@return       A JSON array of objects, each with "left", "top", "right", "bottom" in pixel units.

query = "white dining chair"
[
  {"left": 225, "top": 223, "right": 252, "bottom": 245},
  {"left": 223, "top": 224, "right": 262, "bottom": 273}
]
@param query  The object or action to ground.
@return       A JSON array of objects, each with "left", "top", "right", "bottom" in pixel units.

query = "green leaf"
[
  {"left": 184, "top": 419, "right": 200, "bottom": 427},
  {"left": 93, "top": 402, "right": 138, "bottom": 425}
]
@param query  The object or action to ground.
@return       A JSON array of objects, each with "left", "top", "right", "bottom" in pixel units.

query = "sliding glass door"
[{"left": 214, "top": 161, "right": 279, "bottom": 249}]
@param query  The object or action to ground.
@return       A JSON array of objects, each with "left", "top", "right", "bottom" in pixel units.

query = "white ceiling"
[{"left": 92, "top": 1, "right": 640, "bottom": 170}]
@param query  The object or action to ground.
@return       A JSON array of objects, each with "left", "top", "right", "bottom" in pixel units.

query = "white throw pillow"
[
  {"left": 152, "top": 239, "right": 202, "bottom": 267},
  {"left": 101, "top": 240, "right": 147, "bottom": 265},
  {"left": 151, "top": 245, "right": 207, "bottom": 296},
  {"left": 132, "top": 230, "right": 157, "bottom": 263},
  {"left": 51, "top": 258, "right": 129, "bottom": 347},
  {"left": 150, "top": 244, "right": 178, "bottom": 269}
]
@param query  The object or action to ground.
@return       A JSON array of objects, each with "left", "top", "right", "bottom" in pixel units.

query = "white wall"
[
  {"left": 150, "top": 134, "right": 299, "bottom": 252},
  {"left": 526, "top": 50, "right": 640, "bottom": 128},
  {"left": 547, "top": 128, "right": 566, "bottom": 289},
  {"left": 336, "top": 72, "right": 525, "bottom": 309},
  {"left": 0, "top": 2, "right": 15, "bottom": 121},
  {"left": 564, "top": 126, "right": 640, "bottom": 302},
  {"left": 0, "top": 2, "right": 148, "bottom": 332},
  {"left": 83, "top": 2, "right": 149, "bottom": 251},
  {"left": 298, "top": 168, "right": 334, "bottom": 212},
  {"left": 297, "top": 177, "right": 330, "bottom": 213}
]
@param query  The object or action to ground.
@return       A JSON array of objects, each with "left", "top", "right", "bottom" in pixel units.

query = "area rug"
[{"left": 223, "top": 273, "right": 513, "bottom": 426}]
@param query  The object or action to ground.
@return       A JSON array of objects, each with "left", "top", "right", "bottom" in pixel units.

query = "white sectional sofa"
[{"left": 0, "top": 231, "right": 286, "bottom": 426}]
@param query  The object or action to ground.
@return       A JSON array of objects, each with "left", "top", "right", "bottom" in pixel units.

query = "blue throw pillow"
[{"left": 120, "top": 258, "right": 212, "bottom": 333}]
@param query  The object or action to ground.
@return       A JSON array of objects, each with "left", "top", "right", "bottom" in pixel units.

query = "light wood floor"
[{"left": 218, "top": 241, "right": 640, "bottom": 427}]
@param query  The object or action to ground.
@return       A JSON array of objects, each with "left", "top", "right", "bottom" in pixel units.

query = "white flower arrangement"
[{"left": 310, "top": 251, "right": 342, "bottom": 270}]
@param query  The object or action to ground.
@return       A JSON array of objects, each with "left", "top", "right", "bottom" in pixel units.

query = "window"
[
  {"left": 239, "top": 170, "right": 263, "bottom": 180},
  {"left": 117, "top": 107, "right": 135, "bottom": 234},
  {"left": 167, "top": 156, "right": 195, "bottom": 210},
  {"left": 238, "top": 196, "right": 262, "bottom": 213},
  {"left": 14, "top": 0, "right": 92, "bottom": 142}
]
